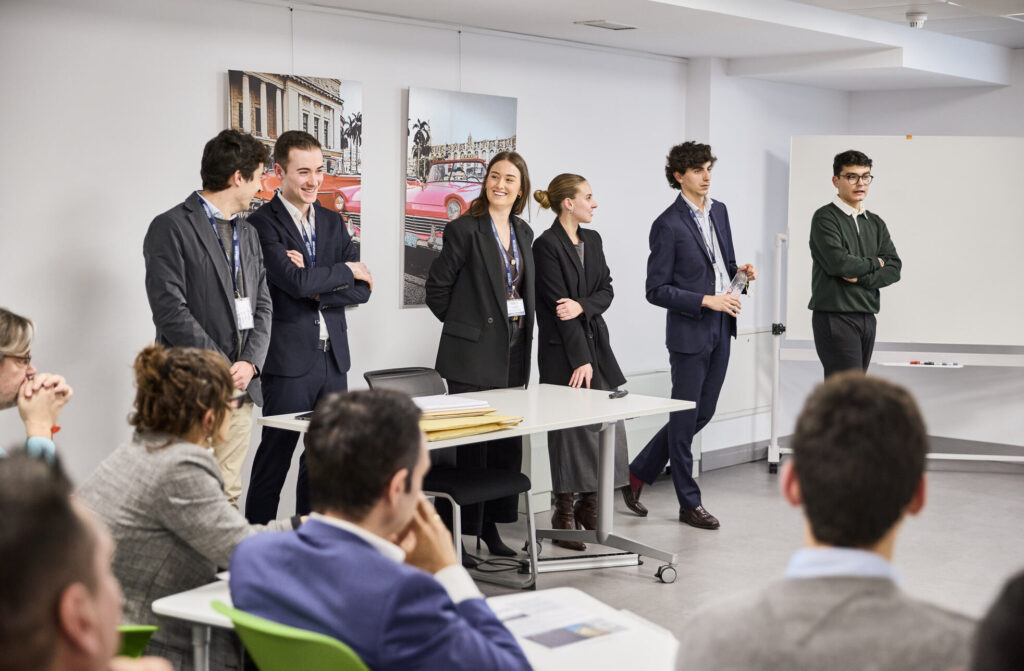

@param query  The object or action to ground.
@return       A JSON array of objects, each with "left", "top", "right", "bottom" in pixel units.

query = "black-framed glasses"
[
  {"left": 228, "top": 392, "right": 248, "bottom": 409},
  {"left": 2, "top": 352, "right": 31, "bottom": 368},
  {"left": 840, "top": 173, "right": 873, "bottom": 184}
]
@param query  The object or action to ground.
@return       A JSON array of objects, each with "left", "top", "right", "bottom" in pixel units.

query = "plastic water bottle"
[{"left": 727, "top": 269, "right": 748, "bottom": 296}]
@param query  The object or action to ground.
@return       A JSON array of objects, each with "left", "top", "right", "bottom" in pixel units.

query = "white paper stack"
[{"left": 412, "top": 394, "right": 490, "bottom": 414}]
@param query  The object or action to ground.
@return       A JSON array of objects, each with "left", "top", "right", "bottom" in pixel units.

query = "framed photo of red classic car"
[
  {"left": 400, "top": 87, "right": 518, "bottom": 307},
  {"left": 227, "top": 70, "right": 364, "bottom": 250}
]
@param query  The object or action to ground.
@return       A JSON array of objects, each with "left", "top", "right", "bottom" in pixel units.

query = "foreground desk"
[
  {"left": 260, "top": 384, "right": 692, "bottom": 580},
  {"left": 152, "top": 581, "right": 678, "bottom": 671}
]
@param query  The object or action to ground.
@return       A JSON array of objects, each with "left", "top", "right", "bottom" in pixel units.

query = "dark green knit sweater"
[{"left": 808, "top": 203, "right": 901, "bottom": 314}]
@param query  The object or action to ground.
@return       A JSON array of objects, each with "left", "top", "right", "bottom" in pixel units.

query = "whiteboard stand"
[
  {"left": 769, "top": 233, "right": 1024, "bottom": 470},
  {"left": 768, "top": 233, "right": 789, "bottom": 473}
]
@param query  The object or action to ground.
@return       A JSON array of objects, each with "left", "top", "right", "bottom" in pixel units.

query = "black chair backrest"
[{"left": 363, "top": 367, "right": 447, "bottom": 397}]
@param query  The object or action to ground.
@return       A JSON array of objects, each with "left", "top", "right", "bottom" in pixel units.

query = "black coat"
[
  {"left": 425, "top": 213, "right": 535, "bottom": 388},
  {"left": 533, "top": 220, "right": 625, "bottom": 390}
]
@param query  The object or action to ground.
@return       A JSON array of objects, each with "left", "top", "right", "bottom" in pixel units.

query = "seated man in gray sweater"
[{"left": 678, "top": 372, "right": 974, "bottom": 671}]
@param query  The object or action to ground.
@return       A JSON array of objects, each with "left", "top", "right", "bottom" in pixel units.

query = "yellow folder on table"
[{"left": 421, "top": 414, "right": 523, "bottom": 442}]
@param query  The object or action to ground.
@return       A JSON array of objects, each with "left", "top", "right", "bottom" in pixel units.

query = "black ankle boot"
[{"left": 478, "top": 520, "right": 516, "bottom": 557}]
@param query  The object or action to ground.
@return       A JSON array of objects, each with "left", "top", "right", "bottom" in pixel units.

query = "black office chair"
[{"left": 363, "top": 367, "right": 538, "bottom": 588}]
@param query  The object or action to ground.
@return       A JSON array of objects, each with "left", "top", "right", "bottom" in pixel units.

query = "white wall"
[{"left": 0, "top": 0, "right": 687, "bottom": 484}]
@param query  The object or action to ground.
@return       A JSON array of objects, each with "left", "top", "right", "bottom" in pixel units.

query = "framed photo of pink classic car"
[
  {"left": 227, "top": 70, "right": 364, "bottom": 250},
  {"left": 397, "top": 87, "right": 518, "bottom": 307}
]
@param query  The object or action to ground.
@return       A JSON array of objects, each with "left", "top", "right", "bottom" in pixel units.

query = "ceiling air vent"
[{"left": 573, "top": 19, "right": 637, "bottom": 31}]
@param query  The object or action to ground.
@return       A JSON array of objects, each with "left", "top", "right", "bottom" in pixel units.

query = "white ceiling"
[
  {"left": 277, "top": 0, "right": 1019, "bottom": 89},
  {"left": 789, "top": 0, "right": 1024, "bottom": 47}
]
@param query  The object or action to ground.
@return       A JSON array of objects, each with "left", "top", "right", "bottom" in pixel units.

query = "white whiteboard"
[{"left": 786, "top": 135, "right": 1024, "bottom": 347}]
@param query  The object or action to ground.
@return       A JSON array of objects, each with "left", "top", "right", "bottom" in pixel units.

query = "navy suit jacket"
[
  {"left": 229, "top": 519, "right": 531, "bottom": 671},
  {"left": 646, "top": 195, "right": 738, "bottom": 354},
  {"left": 248, "top": 197, "right": 370, "bottom": 377}
]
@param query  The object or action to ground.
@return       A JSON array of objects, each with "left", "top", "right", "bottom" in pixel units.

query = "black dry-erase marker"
[{"left": 609, "top": 389, "right": 629, "bottom": 399}]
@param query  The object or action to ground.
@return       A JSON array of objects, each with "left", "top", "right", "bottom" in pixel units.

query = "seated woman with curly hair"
[{"left": 78, "top": 345, "right": 300, "bottom": 670}]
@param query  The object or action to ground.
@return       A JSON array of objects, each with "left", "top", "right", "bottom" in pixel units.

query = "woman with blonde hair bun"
[
  {"left": 78, "top": 345, "right": 298, "bottom": 670},
  {"left": 532, "top": 174, "right": 634, "bottom": 552}
]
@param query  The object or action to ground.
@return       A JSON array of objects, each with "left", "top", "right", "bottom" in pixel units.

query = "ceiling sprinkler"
[{"left": 906, "top": 11, "right": 928, "bottom": 28}]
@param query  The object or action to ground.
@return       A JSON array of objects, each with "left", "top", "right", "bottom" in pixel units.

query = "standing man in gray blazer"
[
  {"left": 678, "top": 372, "right": 974, "bottom": 671},
  {"left": 143, "top": 129, "right": 272, "bottom": 507}
]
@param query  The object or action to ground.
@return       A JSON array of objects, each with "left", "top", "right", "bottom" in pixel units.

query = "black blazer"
[
  {"left": 533, "top": 220, "right": 625, "bottom": 390},
  {"left": 249, "top": 196, "right": 371, "bottom": 377},
  {"left": 425, "top": 213, "right": 535, "bottom": 388},
  {"left": 646, "top": 195, "right": 738, "bottom": 354}
]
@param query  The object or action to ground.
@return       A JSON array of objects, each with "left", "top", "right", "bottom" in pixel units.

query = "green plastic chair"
[
  {"left": 117, "top": 624, "right": 158, "bottom": 658},
  {"left": 211, "top": 601, "right": 370, "bottom": 671}
]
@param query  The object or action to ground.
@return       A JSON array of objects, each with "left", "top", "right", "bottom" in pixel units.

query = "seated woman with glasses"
[
  {"left": 0, "top": 307, "right": 73, "bottom": 462},
  {"left": 78, "top": 345, "right": 300, "bottom": 670}
]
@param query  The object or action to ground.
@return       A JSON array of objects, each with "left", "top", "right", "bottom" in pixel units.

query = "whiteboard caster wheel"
[
  {"left": 656, "top": 565, "right": 677, "bottom": 584},
  {"left": 768, "top": 462, "right": 779, "bottom": 474},
  {"left": 524, "top": 539, "right": 542, "bottom": 555}
]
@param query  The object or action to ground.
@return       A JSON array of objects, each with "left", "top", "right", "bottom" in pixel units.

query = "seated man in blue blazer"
[{"left": 230, "top": 390, "right": 531, "bottom": 671}]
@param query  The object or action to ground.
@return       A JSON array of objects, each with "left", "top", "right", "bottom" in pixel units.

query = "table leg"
[{"left": 191, "top": 623, "right": 211, "bottom": 671}]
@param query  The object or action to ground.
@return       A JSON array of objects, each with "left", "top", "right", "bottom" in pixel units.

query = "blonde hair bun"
[{"left": 533, "top": 189, "right": 551, "bottom": 209}]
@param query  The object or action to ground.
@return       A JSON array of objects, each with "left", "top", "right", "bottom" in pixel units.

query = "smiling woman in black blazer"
[
  {"left": 425, "top": 151, "right": 534, "bottom": 559},
  {"left": 533, "top": 174, "right": 635, "bottom": 551}
]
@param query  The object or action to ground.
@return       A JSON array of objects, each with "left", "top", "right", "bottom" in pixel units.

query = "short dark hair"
[
  {"left": 665, "top": 141, "right": 716, "bottom": 190},
  {"left": 200, "top": 129, "right": 268, "bottom": 192},
  {"left": 274, "top": 130, "right": 322, "bottom": 170},
  {"left": 0, "top": 454, "right": 95, "bottom": 671},
  {"left": 467, "top": 151, "right": 531, "bottom": 217},
  {"left": 833, "top": 149, "right": 872, "bottom": 177},
  {"left": 305, "top": 390, "right": 423, "bottom": 520},
  {"left": 792, "top": 372, "right": 928, "bottom": 548},
  {"left": 971, "top": 571, "right": 1024, "bottom": 671}
]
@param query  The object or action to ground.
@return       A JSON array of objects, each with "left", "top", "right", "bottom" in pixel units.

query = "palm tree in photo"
[
  {"left": 349, "top": 112, "right": 362, "bottom": 172},
  {"left": 411, "top": 118, "right": 431, "bottom": 181}
]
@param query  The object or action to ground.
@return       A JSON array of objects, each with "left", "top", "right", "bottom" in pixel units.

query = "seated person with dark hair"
[
  {"left": 971, "top": 570, "right": 1024, "bottom": 671},
  {"left": 230, "top": 389, "right": 531, "bottom": 671},
  {"left": 0, "top": 453, "right": 171, "bottom": 671},
  {"left": 0, "top": 307, "right": 73, "bottom": 461},
  {"left": 677, "top": 372, "right": 974, "bottom": 671}
]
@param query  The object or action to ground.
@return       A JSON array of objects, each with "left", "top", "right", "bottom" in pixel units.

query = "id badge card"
[
  {"left": 235, "top": 297, "right": 254, "bottom": 330},
  {"left": 506, "top": 298, "right": 526, "bottom": 317}
]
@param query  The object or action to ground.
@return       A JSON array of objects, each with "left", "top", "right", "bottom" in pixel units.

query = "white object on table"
[
  {"left": 260, "top": 384, "right": 692, "bottom": 576},
  {"left": 413, "top": 393, "right": 490, "bottom": 412},
  {"left": 153, "top": 581, "right": 677, "bottom": 671}
]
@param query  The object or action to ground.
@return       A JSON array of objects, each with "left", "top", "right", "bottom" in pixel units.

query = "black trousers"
[
  {"left": 812, "top": 311, "right": 876, "bottom": 378},
  {"left": 245, "top": 351, "right": 347, "bottom": 524},
  {"left": 436, "top": 339, "right": 527, "bottom": 534}
]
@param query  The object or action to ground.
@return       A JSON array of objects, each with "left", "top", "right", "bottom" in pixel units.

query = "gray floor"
[{"left": 474, "top": 460, "right": 1024, "bottom": 635}]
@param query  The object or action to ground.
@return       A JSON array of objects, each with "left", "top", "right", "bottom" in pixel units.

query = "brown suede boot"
[
  {"left": 573, "top": 492, "right": 598, "bottom": 531},
  {"left": 552, "top": 493, "right": 586, "bottom": 551}
]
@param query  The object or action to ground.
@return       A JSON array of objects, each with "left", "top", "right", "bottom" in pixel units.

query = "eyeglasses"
[
  {"left": 839, "top": 173, "right": 874, "bottom": 184},
  {"left": 228, "top": 392, "right": 248, "bottom": 409},
  {"left": 2, "top": 353, "right": 31, "bottom": 368}
]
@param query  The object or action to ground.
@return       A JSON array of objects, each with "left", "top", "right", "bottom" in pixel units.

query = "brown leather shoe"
[
  {"left": 573, "top": 492, "right": 598, "bottom": 531},
  {"left": 552, "top": 493, "right": 586, "bottom": 551},
  {"left": 620, "top": 485, "right": 648, "bottom": 517},
  {"left": 679, "top": 505, "right": 720, "bottom": 530}
]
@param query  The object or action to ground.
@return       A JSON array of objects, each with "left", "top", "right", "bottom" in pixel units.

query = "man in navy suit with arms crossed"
[
  {"left": 230, "top": 389, "right": 531, "bottom": 671},
  {"left": 245, "top": 130, "right": 373, "bottom": 524},
  {"left": 623, "top": 141, "right": 756, "bottom": 529}
]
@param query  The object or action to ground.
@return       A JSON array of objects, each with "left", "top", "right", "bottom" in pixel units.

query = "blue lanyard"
[
  {"left": 489, "top": 216, "right": 520, "bottom": 297},
  {"left": 298, "top": 212, "right": 316, "bottom": 268},
  {"left": 686, "top": 205, "right": 717, "bottom": 266},
  {"left": 200, "top": 199, "right": 241, "bottom": 297}
]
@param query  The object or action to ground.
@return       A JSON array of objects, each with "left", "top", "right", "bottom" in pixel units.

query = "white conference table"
[
  {"left": 152, "top": 580, "right": 678, "bottom": 671},
  {"left": 260, "top": 384, "right": 692, "bottom": 578}
]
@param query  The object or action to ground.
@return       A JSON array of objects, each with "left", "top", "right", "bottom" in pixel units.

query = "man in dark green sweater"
[{"left": 809, "top": 150, "right": 901, "bottom": 377}]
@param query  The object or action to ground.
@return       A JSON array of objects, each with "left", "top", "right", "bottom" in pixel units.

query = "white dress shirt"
[
  {"left": 681, "top": 194, "right": 730, "bottom": 294},
  {"left": 278, "top": 192, "right": 329, "bottom": 342}
]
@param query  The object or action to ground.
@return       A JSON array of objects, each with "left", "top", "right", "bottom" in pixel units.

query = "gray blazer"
[
  {"left": 677, "top": 576, "right": 975, "bottom": 671},
  {"left": 77, "top": 435, "right": 292, "bottom": 670},
  {"left": 143, "top": 192, "right": 272, "bottom": 405}
]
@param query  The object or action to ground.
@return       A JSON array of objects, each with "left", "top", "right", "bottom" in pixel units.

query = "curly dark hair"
[
  {"left": 200, "top": 129, "right": 269, "bottom": 192},
  {"left": 833, "top": 149, "right": 872, "bottom": 177},
  {"left": 665, "top": 141, "right": 716, "bottom": 190},
  {"left": 129, "top": 345, "right": 234, "bottom": 444}
]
